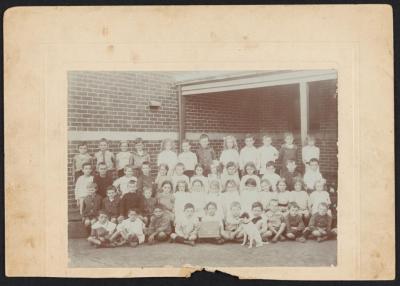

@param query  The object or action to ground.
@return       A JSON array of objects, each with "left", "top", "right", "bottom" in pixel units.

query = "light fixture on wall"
[{"left": 149, "top": 100, "right": 161, "bottom": 109}]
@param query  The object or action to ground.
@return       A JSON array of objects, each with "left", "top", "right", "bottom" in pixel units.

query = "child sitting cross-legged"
[
  {"left": 110, "top": 209, "right": 145, "bottom": 247},
  {"left": 146, "top": 204, "right": 173, "bottom": 244},
  {"left": 221, "top": 201, "right": 244, "bottom": 242},
  {"left": 260, "top": 199, "right": 286, "bottom": 243},
  {"left": 170, "top": 203, "right": 199, "bottom": 246},
  {"left": 303, "top": 202, "right": 336, "bottom": 242},
  {"left": 87, "top": 211, "right": 116, "bottom": 248},
  {"left": 250, "top": 201, "right": 264, "bottom": 231},
  {"left": 198, "top": 202, "right": 225, "bottom": 244},
  {"left": 284, "top": 202, "right": 306, "bottom": 243}
]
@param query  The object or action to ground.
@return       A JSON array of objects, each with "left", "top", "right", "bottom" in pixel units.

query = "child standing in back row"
[
  {"left": 116, "top": 140, "right": 133, "bottom": 178},
  {"left": 219, "top": 135, "right": 240, "bottom": 171},
  {"left": 157, "top": 138, "right": 178, "bottom": 177},
  {"left": 94, "top": 138, "right": 115, "bottom": 177},
  {"left": 178, "top": 139, "right": 197, "bottom": 178},
  {"left": 196, "top": 134, "right": 216, "bottom": 176},
  {"left": 278, "top": 132, "right": 298, "bottom": 176},
  {"left": 302, "top": 135, "right": 320, "bottom": 171},
  {"left": 130, "top": 137, "right": 150, "bottom": 172},
  {"left": 239, "top": 134, "right": 259, "bottom": 176},
  {"left": 72, "top": 142, "right": 93, "bottom": 183},
  {"left": 258, "top": 134, "right": 279, "bottom": 176}
]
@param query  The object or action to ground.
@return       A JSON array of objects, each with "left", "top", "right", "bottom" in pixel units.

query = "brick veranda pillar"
[
  {"left": 299, "top": 81, "right": 309, "bottom": 145},
  {"left": 177, "top": 85, "right": 185, "bottom": 152}
]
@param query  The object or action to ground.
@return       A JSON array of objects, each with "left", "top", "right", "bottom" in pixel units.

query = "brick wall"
[
  {"left": 185, "top": 89, "right": 260, "bottom": 133},
  {"left": 68, "top": 71, "right": 178, "bottom": 132}
]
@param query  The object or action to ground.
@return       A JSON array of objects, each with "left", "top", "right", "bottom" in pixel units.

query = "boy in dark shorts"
[{"left": 284, "top": 202, "right": 306, "bottom": 242}]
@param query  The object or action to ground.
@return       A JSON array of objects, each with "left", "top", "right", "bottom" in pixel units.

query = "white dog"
[{"left": 239, "top": 212, "right": 266, "bottom": 248}]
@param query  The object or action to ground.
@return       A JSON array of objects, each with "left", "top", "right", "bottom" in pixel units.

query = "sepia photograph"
[
  {"left": 67, "top": 70, "right": 338, "bottom": 267},
  {"left": 4, "top": 5, "right": 394, "bottom": 279}
]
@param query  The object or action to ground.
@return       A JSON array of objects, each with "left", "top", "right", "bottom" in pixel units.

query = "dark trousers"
[
  {"left": 117, "top": 169, "right": 125, "bottom": 178},
  {"left": 183, "top": 170, "right": 195, "bottom": 178}
]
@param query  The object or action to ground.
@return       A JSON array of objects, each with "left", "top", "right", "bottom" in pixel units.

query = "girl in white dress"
[
  {"left": 157, "top": 138, "right": 178, "bottom": 176},
  {"left": 219, "top": 135, "right": 240, "bottom": 172}
]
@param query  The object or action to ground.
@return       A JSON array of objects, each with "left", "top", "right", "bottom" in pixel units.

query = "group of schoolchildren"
[{"left": 73, "top": 133, "right": 337, "bottom": 248}]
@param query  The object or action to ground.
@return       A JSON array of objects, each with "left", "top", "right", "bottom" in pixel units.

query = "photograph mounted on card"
[{"left": 4, "top": 5, "right": 394, "bottom": 280}]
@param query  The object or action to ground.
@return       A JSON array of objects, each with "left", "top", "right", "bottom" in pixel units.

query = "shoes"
[
  {"left": 183, "top": 240, "right": 195, "bottom": 246},
  {"left": 215, "top": 238, "right": 225, "bottom": 245},
  {"left": 317, "top": 236, "right": 328, "bottom": 243},
  {"left": 129, "top": 241, "right": 139, "bottom": 248},
  {"left": 279, "top": 236, "right": 286, "bottom": 241},
  {"left": 296, "top": 237, "right": 306, "bottom": 243}
]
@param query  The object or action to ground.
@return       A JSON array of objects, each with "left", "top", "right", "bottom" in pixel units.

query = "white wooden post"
[{"left": 299, "top": 81, "right": 309, "bottom": 145}]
